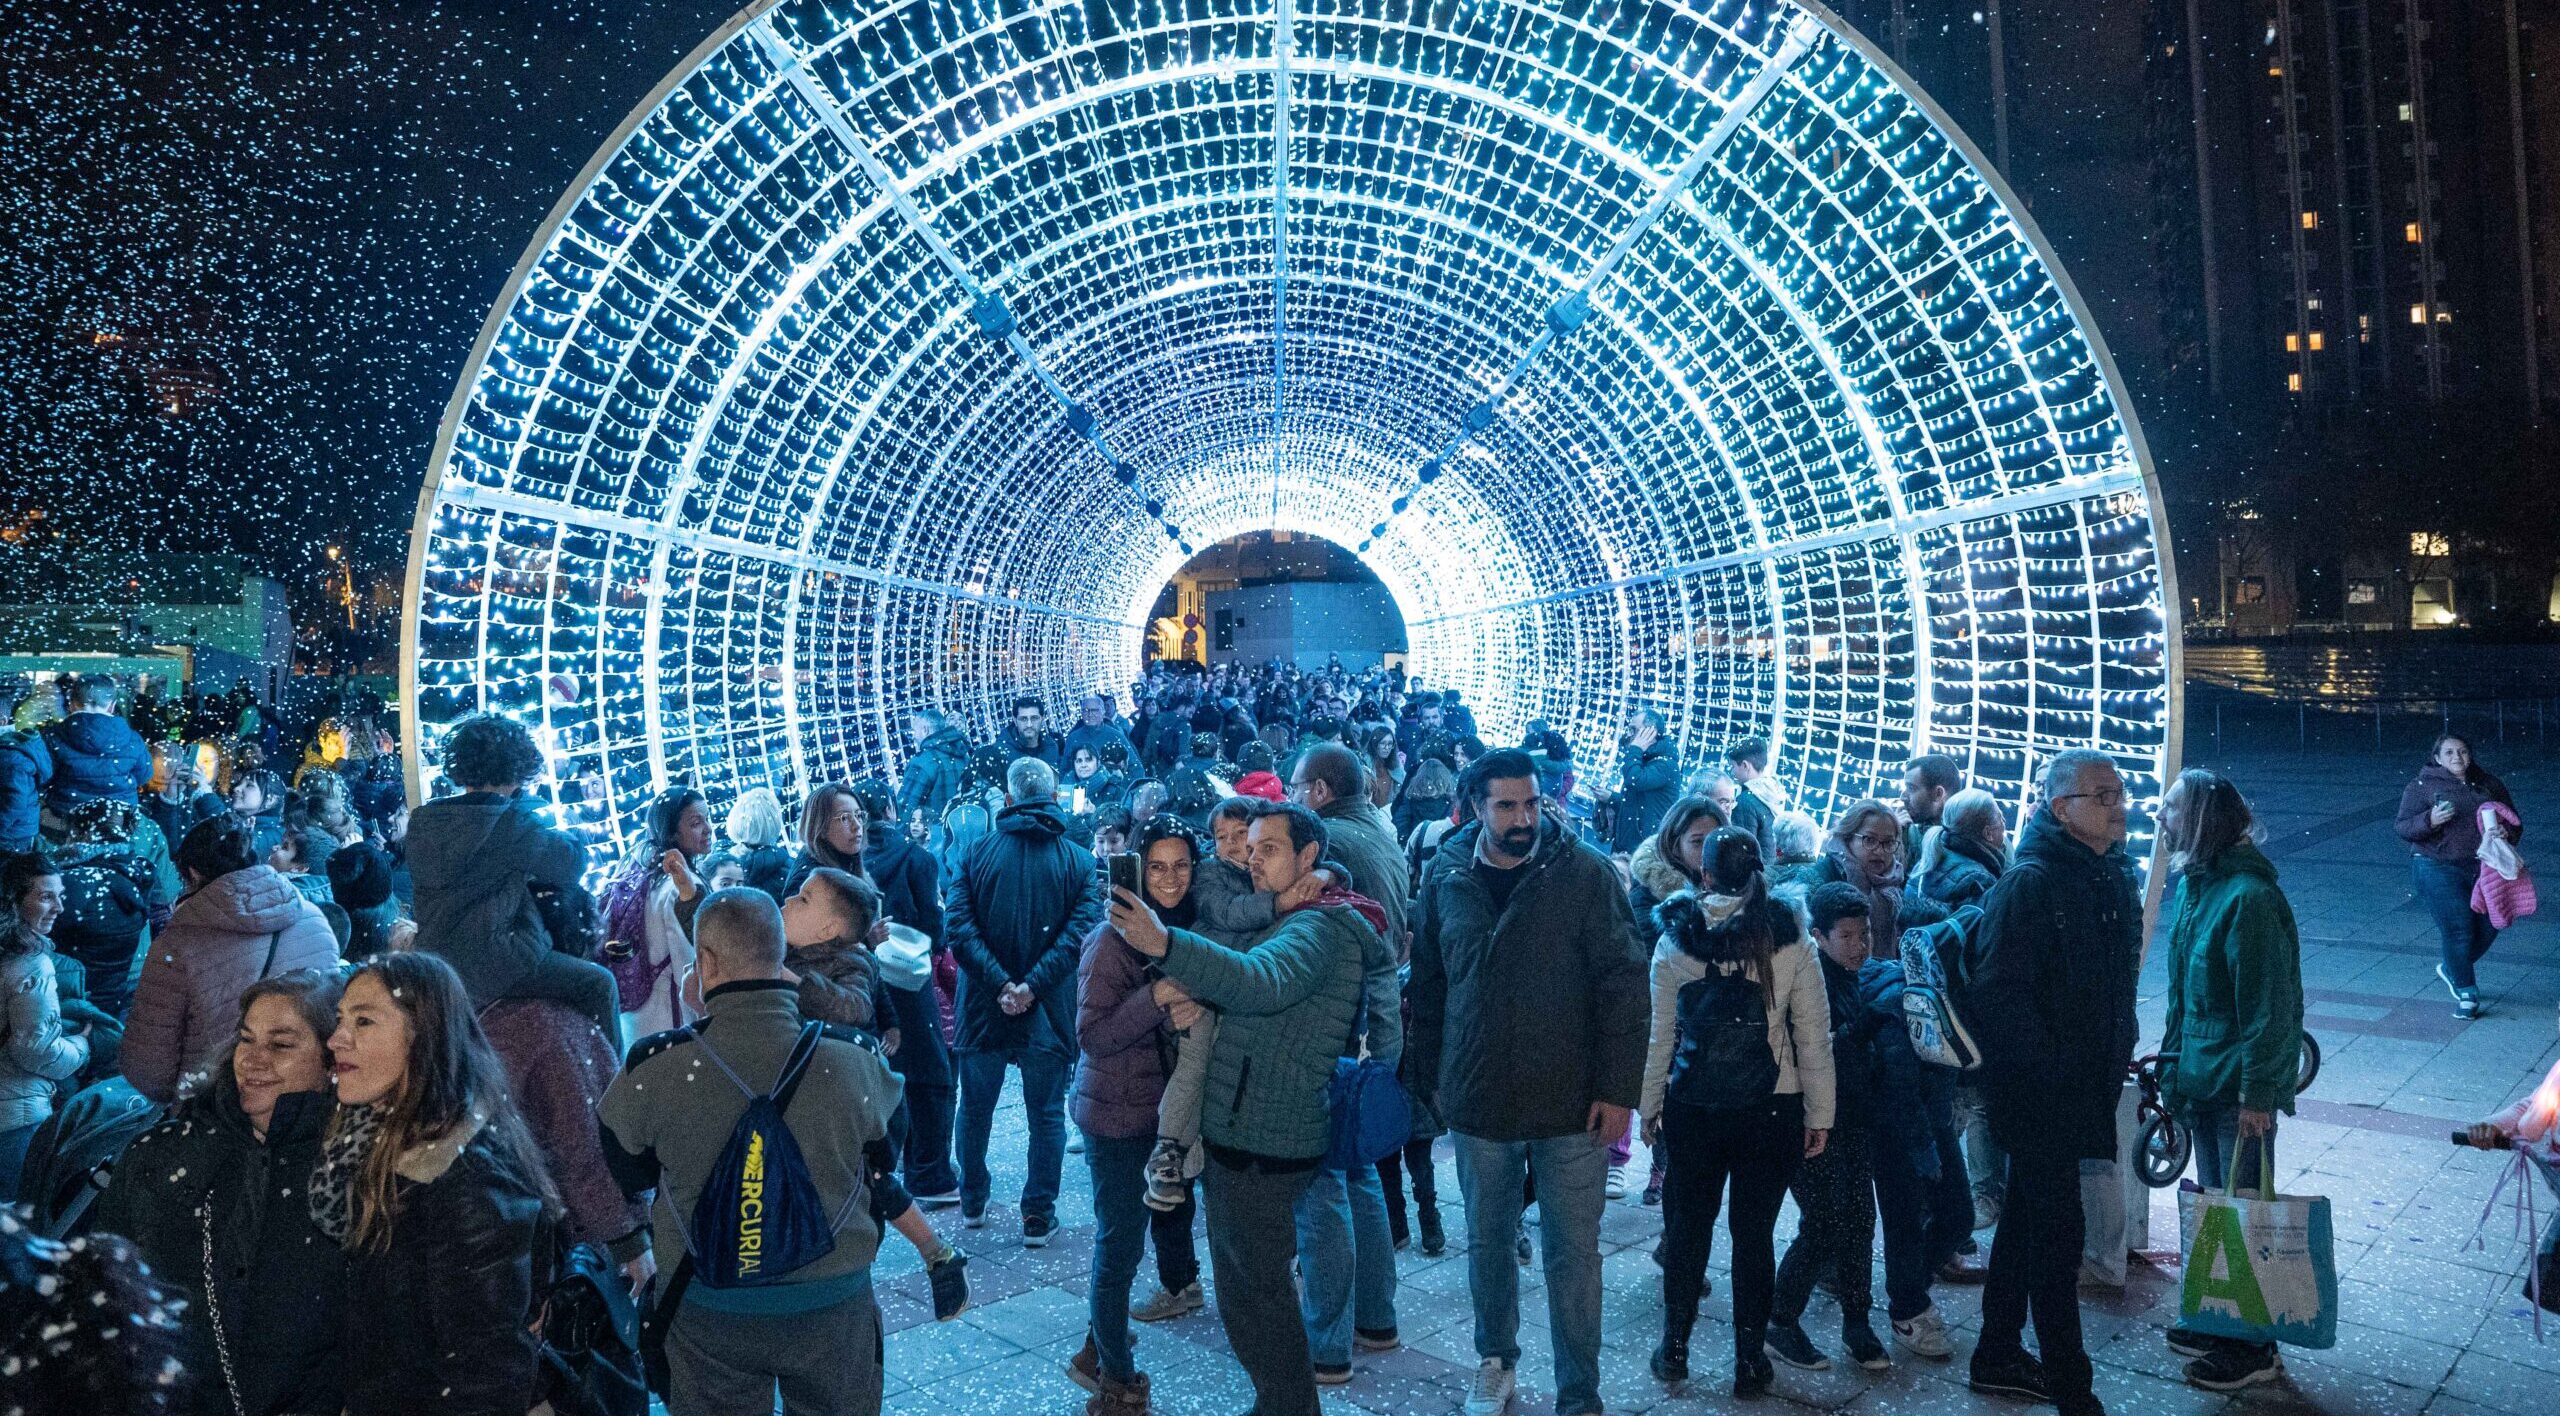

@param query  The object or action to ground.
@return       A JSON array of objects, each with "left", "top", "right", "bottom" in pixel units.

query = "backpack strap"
[
  {"left": 258, "top": 927, "right": 284, "bottom": 982},
  {"left": 770, "top": 1022, "right": 827, "bottom": 1111}
]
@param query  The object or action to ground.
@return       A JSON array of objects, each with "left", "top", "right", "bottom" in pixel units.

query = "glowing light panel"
[{"left": 403, "top": 0, "right": 2179, "bottom": 865}]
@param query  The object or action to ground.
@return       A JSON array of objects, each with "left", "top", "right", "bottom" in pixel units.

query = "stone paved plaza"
[{"left": 862, "top": 745, "right": 2560, "bottom": 1415}]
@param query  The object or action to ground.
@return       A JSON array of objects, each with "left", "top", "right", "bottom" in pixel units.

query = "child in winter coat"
[{"left": 781, "top": 867, "right": 970, "bottom": 1320}]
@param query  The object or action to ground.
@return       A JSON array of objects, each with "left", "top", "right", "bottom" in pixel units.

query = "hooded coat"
[
  {"left": 94, "top": 1079, "right": 343, "bottom": 1416},
  {"left": 2159, "top": 841, "right": 2305, "bottom": 1116},
  {"left": 1638, "top": 889, "right": 1835, "bottom": 1128},
  {"left": 0, "top": 945, "right": 86, "bottom": 1133},
  {"left": 41, "top": 711, "right": 152, "bottom": 810},
  {"left": 1624, "top": 835, "right": 1695, "bottom": 960},
  {"left": 1966, "top": 809, "right": 2144, "bottom": 1161},
  {"left": 0, "top": 727, "right": 50, "bottom": 849},
  {"left": 1907, "top": 830, "right": 2005, "bottom": 913},
  {"left": 2395, "top": 760, "right": 2520, "bottom": 865},
  {"left": 896, "top": 725, "right": 975, "bottom": 825},
  {"left": 122, "top": 866, "right": 338, "bottom": 1103},
  {"left": 943, "top": 799, "right": 1105, "bottom": 1054},
  {"left": 1609, "top": 736, "right": 1680, "bottom": 852},
  {"left": 404, "top": 791, "right": 584, "bottom": 1006}
]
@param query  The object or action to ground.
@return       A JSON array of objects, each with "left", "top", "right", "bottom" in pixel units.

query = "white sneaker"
[
  {"left": 1464, "top": 1357, "right": 1516, "bottom": 1416},
  {"left": 1605, "top": 1165, "right": 1631, "bottom": 1201},
  {"left": 1892, "top": 1306, "right": 1953, "bottom": 1360}
]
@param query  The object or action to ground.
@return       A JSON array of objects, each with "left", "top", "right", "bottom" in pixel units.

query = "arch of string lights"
[{"left": 403, "top": 0, "right": 2180, "bottom": 867}]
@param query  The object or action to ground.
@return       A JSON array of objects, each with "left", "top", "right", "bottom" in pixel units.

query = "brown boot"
[{"left": 1085, "top": 1371, "right": 1151, "bottom": 1416}]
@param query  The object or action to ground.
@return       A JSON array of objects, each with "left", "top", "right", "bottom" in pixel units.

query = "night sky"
[{"left": 0, "top": 0, "right": 2158, "bottom": 608}]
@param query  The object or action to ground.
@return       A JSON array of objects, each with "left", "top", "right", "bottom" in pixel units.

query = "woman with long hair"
[
  {"left": 315, "top": 952, "right": 555, "bottom": 1416},
  {"left": 619, "top": 785, "right": 711, "bottom": 1039},
  {"left": 790, "top": 782, "right": 869, "bottom": 895},
  {"left": 1, "top": 852, "right": 88, "bottom": 1201},
  {"left": 1642, "top": 829, "right": 1834, "bottom": 1397},
  {"left": 1617, "top": 794, "right": 1729, "bottom": 1203},
  {"left": 2155, "top": 769, "right": 2304, "bottom": 1391},
  {"left": 98, "top": 970, "right": 346, "bottom": 1416},
  {"left": 2396, "top": 734, "right": 2521, "bottom": 1019},
  {"left": 1906, "top": 788, "right": 2009, "bottom": 912}
]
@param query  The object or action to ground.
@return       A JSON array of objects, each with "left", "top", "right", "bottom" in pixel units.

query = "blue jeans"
[
  {"left": 1874, "top": 1120, "right": 1974, "bottom": 1322},
  {"left": 957, "top": 1046, "right": 1070, "bottom": 1221},
  {"left": 1453, "top": 1130, "right": 1609, "bottom": 1415},
  {"left": 2413, "top": 855, "right": 2498, "bottom": 991},
  {"left": 1085, "top": 1134, "right": 1154, "bottom": 1385},
  {"left": 1294, "top": 1162, "right": 1398, "bottom": 1366}
]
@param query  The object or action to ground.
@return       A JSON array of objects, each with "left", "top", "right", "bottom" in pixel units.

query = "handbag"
[
  {"left": 2176, "top": 1136, "right": 2338, "bottom": 1349},
  {"left": 1323, "top": 1005, "right": 1411, "bottom": 1173}
]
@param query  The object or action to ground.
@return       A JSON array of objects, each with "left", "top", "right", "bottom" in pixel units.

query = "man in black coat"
[
  {"left": 1608, "top": 709, "right": 1679, "bottom": 852},
  {"left": 943, "top": 756, "right": 1104, "bottom": 1244},
  {"left": 1962, "top": 749, "right": 2141, "bottom": 1416},
  {"left": 1725, "top": 738, "right": 1777, "bottom": 859},
  {"left": 857, "top": 782, "right": 959, "bottom": 1203}
]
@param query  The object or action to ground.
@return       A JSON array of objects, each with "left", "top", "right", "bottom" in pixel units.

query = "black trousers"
[
  {"left": 1377, "top": 1137, "right": 1438, "bottom": 1238},
  {"left": 1151, "top": 1189, "right": 1200, "bottom": 1292},
  {"left": 1658, "top": 1095, "right": 1803, "bottom": 1354},
  {"left": 1981, "top": 1147, "right": 2093, "bottom": 1402},
  {"left": 1774, "top": 1125, "right": 1875, "bottom": 1324}
]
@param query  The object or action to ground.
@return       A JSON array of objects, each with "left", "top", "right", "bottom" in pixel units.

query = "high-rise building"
[{"left": 2147, "top": 0, "right": 2557, "bottom": 419}]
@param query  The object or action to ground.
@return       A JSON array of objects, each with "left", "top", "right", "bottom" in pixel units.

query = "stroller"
[{"left": 17, "top": 1077, "right": 162, "bottom": 1238}]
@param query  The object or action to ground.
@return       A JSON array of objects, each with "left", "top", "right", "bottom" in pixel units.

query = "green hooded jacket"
[{"left": 2160, "top": 841, "right": 2306, "bottom": 1115}]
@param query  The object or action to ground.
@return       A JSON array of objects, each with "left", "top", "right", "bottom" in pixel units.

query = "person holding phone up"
[{"left": 2397, "top": 734, "right": 2520, "bottom": 1020}]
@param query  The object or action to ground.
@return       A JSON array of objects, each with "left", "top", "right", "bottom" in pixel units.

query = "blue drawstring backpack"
[
  {"left": 683, "top": 1022, "right": 859, "bottom": 1287},
  {"left": 1325, "top": 1008, "right": 1411, "bottom": 1173}
]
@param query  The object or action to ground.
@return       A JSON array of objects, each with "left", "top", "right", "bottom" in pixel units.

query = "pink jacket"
[
  {"left": 122, "top": 865, "right": 340, "bottom": 1102},
  {"left": 2471, "top": 802, "right": 2538, "bottom": 930}
]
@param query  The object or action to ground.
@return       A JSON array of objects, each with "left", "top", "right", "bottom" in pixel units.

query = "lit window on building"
[
  {"left": 2410, "top": 304, "right": 2428, "bottom": 324},
  {"left": 2286, "top": 372, "right": 2303, "bottom": 392},
  {"left": 2300, "top": 211, "right": 2318, "bottom": 230},
  {"left": 2410, "top": 532, "right": 2451, "bottom": 557},
  {"left": 2405, "top": 222, "right": 2422, "bottom": 243}
]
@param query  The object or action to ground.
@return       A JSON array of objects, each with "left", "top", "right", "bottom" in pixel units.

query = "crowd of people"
[{"left": 0, "top": 660, "right": 2548, "bottom": 1416}]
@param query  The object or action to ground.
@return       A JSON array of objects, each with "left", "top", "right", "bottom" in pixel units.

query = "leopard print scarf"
[{"left": 306, "top": 1103, "right": 381, "bottom": 1246}]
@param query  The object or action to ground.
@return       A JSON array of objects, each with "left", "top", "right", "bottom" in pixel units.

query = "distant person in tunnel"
[
  {"left": 1067, "top": 692, "right": 1139, "bottom": 772},
  {"left": 1007, "top": 695, "right": 1068, "bottom": 771},
  {"left": 944, "top": 756, "right": 1105, "bottom": 1247},
  {"left": 1610, "top": 709, "right": 1680, "bottom": 854},
  {"left": 1410, "top": 750, "right": 1647, "bottom": 1416},
  {"left": 896, "top": 709, "right": 972, "bottom": 843},
  {"left": 1901, "top": 754, "right": 1965, "bottom": 876}
]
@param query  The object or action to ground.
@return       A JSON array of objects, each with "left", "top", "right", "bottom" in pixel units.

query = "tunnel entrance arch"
[{"left": 404, "top": 0, "right": 2178, "bottom": 867}]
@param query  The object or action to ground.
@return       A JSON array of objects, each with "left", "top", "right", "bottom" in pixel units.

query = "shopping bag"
[{"left": 2176, "top": 1138, "right": 2338, "bottom": 1349}]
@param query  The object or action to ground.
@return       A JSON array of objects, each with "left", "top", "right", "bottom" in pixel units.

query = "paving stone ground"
[{"left": 861, "top": 745, "right": 2560, "bottom": 1415}]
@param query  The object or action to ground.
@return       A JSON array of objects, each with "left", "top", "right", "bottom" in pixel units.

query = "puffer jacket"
[
  {"left": 94, "top": 1079, "right": 342, "bottom": 1416},
  {"left": 896, "top": 726, "right": 974, "bottom": 825},
  {"left": 1908, "top": 830, "right": 2004, "bottom": 912},
  {"left": 1409, "top": 817, "right": 1649, "bottom": 1142},
  {"left": 1639, "top": 890, "right": 1835, "bottom": 1129},
  {"left": 1074, "top": 922, "right": 1177, "bottom": 1139},
  {"left": 41, "top": 711, "right": 153, "bottom": 809},
  {"left": 2159, "top": 841, "right": 2305, "bottom": 1116},
  {"left": 1, "top": 945, "right": 87, "bottom": 1132},
  {"left": 338, "top": 1118, "right": 551, "bottom": 1416},
  {"left": 943, "top": 800, "right": 1104, "bottom": 1054},
  {"left": 405, "top": 791, "right": 585, "bottom": 1007},
  {"left": 121, "top": 866, "right": 339, "bottom": 1103},
  {"left": 1967, "top": 808, "right": 2143, "bottom": 1161},
  {"left": 0, "top": 727, "right": 50, "bottom": 849},
  {"left": 1156, "top": 900, "right": 1373, "bottom": 1160}
]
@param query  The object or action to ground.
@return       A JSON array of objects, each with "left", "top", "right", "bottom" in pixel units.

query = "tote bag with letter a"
[{"left": 2177, "top": 1139, "right": 2339, "bottom": 1349}]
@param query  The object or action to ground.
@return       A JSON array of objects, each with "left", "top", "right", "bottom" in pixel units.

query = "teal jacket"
[
  {"left": 1157, "top": 901, "right": 1371, "bottom": 1161},
  {"left": 2160, "top": 842, "right": 2305, "bottom": 1115}
]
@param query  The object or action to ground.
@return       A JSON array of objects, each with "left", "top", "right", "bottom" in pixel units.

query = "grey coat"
[{"left": 0, "top": 946, "right": 87, "bottom": 1132}]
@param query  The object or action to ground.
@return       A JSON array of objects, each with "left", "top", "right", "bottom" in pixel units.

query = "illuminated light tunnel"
[{"left": 402, "top": 0, "right": 2181, "bottom": 867}]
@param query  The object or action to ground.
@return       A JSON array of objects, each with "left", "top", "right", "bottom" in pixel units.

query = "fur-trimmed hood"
[{"left": 1628, "top": 836, "right": 1692, "bottom": 904}]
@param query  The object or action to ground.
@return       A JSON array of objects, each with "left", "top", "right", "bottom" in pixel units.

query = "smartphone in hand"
[{"left": 1107, "top": 852, "right": 1141, "bottom": 898}]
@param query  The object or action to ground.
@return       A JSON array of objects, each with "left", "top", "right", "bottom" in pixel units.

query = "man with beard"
[{"left": 1407, "top": 750, "right": 1649, "bottom": 1416}]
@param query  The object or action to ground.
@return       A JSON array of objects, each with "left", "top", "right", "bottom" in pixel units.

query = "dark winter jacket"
[
  {"left": 735, "top": 843, "right": 794, "bottom": 904},
  {"left": 1856, "top": 958, "right": 1959, "bottom": 1179},
  {"left": 2395, "top": 761, "right": 2520, "bottom": 865},
  {"left": 143, "top": 786, "right": 228, "bottom": 855},
  {"left": 1409, "top": 817, "right": 1649, "bottom": 1142},
  {"left": 2159, "top": 842, "right": 2305, "bottom": 1116},
  {"left": 864, "top": 834, "right": 944, "bottom": 947},
  {"left": 1813, "top": 950, "right": 1884, "bottom": 1132},
  {"left": 1966, "top": 809, "right": 2144, "bottom": 1161},
  {"left": 1907, "top": 831, "right": 2005, "bottom": 913},
  {"left": 1731, "top": 787, "right": 1776, "bottom": 860},
  {"left": 896, "top": 726, "right": 974, "bottom": 825},
  {"left": 405, "top": 791, "right": 585, "bottom": 1005},
  {"left": 49, "top": 840, "right": 155, "bottom": 1018},
  {"left": 94, "top": 1080, "right": 343, "bottom": 1416},
  {"left": 42, "top": 711, "right": 153, "bottom": 810},
  {"left": 123, "top": 867, "right": 340, "bottom": 1104},
  {"left": 338, "top": 1120, "right": 550, "bottom": 1416},
  {"left": 943, "top": 800, "right": 1104, "bottom": 1055},
  {"left": 1074, "top": 924, "right": 1177, "bottom": 1139},
  {"left": 1609, "top": 737, "right": 1680, "bottom": 852},
  {"left": 0, "top": 727, "right": 51, "bottom": 849}
]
